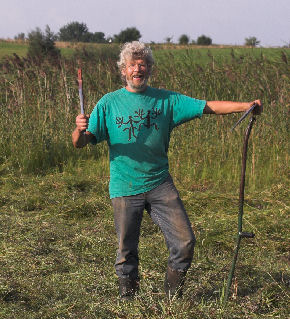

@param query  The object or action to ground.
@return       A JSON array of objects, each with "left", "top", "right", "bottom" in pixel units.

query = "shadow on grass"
[{"left": 189, "top": 264, "right": 288, "bottom": 303}]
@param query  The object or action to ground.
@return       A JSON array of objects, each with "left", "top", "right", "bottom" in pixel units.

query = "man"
[{"left": 72, "top": 41, "right": 262, "bottom": 300}]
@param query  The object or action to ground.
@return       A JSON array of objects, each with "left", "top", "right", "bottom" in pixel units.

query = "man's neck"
[{"left": 125, "top": 85, "right": 148, "bottom": 93}]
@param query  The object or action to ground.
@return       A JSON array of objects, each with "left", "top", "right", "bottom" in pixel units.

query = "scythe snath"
[{"left": 224, "top": 103, "right": 258, "bottom": 302}]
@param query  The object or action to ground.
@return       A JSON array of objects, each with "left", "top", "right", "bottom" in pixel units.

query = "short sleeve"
[
  {"left": 87, "top": 101, "right": 108, "bottom": 144},
  {"left": 171, "top": 94, "right": 206, "bottom": 129}
]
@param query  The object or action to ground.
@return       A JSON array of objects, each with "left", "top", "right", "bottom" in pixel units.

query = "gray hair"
[{"left": 117, "top": 41, "right": 154, "bottom": 73}]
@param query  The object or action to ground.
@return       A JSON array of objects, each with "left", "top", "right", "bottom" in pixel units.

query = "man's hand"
[
  {"left": 76, "top": 114, "right": 90, "bottom": 132},
  {"left": 251, "top": 99, "right": 263, "bottom": 115},
  {"left": 72, "top": 114, "right": 93, "bottom": 148}
]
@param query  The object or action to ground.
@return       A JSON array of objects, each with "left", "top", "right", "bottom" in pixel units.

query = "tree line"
[
  {"left": 14, "top": 21, "right": 262, "bottom": 47},
  {"left": 14, "top": 21, "right": 263, "bottom": 47},
  {"left": 14, "top": 22, "right": 142, "bottom": 44},
  {"left": 14, "top": 21, "right": 217, "bottom": 45}
]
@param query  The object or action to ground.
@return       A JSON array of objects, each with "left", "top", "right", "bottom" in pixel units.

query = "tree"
[
  {"left": 113, "top": 27, "right": 141, "bottom": 43},
  {"left": 81, "top": 31, "right": 106, "bottom": 43},
  {"left": 165, "top": 36, "right": 173, "bottom": 44},
  {"left": 197, "top": 35, "right": 212, "bottom": 45},
  {"left": 58, "top": 21, "right": 89, "bottom": 42},
  {"left": 244, "top": 36, "right": 260, "bottom": 47},
  {"left": 14, "top": 33, "right": 25, "bottom": 41},
  {"left": 178, "top": 34, "right": 190, "bottom": 45},
  {"left": 27, "top": 26, "right": 60, "bottom": 60},
  {"left": 88, "top": 32, "right": 106, "bottom": 43},
  {"left": 58, "top": 22, "right": 107, "bottom": 43}
]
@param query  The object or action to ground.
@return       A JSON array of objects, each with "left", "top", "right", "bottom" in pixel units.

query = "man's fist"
[
  {"left": 251, "top": 99, "right": 263, "bottom": 115},
  {"left": 76, "top": 114, "right": 89, "bottom": 132}
]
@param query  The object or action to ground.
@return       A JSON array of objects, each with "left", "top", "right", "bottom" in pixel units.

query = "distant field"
[
  {"left": 154, "top": 46, "right": 289, "bottom": 65},
  {"left": 0, "top": 40, "right": 288, "bottom": 61},
  {"left": 0, "top": 40, "right": 74, "bottom": 59},
  {"left": 0, "top": 40, "right": 28, "bottom": 58}
]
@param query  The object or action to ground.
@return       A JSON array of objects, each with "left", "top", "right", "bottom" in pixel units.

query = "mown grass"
[
  {"left": 0, "top": 44, "right": 289, "bottom": 318},
  {"left": 0, "top": 163, "right": 288, "bottom": 318}
]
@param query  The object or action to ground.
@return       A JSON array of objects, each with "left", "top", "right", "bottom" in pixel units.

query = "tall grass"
[
  {"left": 0, "top": 47, "right": 289, "bottom": 190},
  {"left": 0, "top": 48, "right": 119, "bottom": 174},
  {"left": 151, "top": 48, "right": 289, "bottom": 190}
]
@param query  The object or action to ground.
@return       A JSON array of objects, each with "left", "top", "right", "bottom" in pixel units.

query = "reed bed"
[{"left": 0, "top": 47, "right": 288, "bottom": 191}]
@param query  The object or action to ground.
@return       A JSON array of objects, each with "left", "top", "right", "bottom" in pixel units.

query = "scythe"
[{"left": 224, "top": 103, "right": 258, "bottom": 302}]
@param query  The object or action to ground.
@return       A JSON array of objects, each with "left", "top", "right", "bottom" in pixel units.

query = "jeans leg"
[
  {"left": 112, "top": 195, "right": 145, "bottom": 279},
  {"left": 146, "top": 175, "right": 195, "bottom": 272}
]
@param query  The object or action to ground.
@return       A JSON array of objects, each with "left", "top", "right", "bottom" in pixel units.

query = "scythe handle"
[{"left": 78, "top": 68, "right": 85, "bottom": 115}]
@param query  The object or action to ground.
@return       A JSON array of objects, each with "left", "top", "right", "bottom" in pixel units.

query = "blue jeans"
[{"left": 111, "top": 175, "right": 195, "bottom": 279}]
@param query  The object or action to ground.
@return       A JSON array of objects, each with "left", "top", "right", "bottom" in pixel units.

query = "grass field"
[
  {"left": 0, "top": 40, "right": 28, "bottom": 58},
  {"left": 0, "top": 42, "right": 289, "bottom": 318}
]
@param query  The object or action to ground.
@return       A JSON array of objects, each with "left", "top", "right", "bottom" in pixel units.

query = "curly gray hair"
[{"left": 117, "top": 41, "right": 154, "bottom": 74}]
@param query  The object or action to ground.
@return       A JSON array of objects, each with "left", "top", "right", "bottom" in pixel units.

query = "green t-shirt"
[{"left": 88, "top": 86, "right": 206, "bottom": 198}]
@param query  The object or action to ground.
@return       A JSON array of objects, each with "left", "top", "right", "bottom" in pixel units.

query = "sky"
[{"left": 0, "top": 0, "right": 289, "bottom": 47}]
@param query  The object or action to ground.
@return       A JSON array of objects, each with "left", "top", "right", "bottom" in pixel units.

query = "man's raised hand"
[{"left": 76, "top": 114, "right": 89, "bottom": 132}]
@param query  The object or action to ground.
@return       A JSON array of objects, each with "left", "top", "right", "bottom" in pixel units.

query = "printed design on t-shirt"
[{"left": 116, "top": 107, "right": 162, "bottom": 141}]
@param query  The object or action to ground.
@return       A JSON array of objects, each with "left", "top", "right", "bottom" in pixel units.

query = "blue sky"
[{"left": 0, "top": 0, "right": 289, "bottom": 46}]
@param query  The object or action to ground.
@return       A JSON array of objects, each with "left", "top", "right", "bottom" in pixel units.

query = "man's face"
[{"left": 122, "top": 58, "right": 150, "bottom": 92}]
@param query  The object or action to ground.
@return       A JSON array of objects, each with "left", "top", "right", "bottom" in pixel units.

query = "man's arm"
[
  {"left": 72, "top": 114, "right": 93, "bottom": 148},
  {"left": 203, "top": 100, "right": 262, "bottom": 115}
]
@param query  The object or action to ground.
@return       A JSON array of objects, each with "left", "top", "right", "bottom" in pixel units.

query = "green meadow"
[
  {"left": 0, "top": 40, "right": 28, "bottom": 58},
  {"left": 0, "top": 41, "right": 289, "bottom": 318}
]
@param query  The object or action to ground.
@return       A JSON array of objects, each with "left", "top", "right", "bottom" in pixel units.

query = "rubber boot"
[
  {"left": 164, "top": 267, "right": 187, "bottom": 299},
  {"left": 118, "top": 277, "right": 139, "bottom": 300}
]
